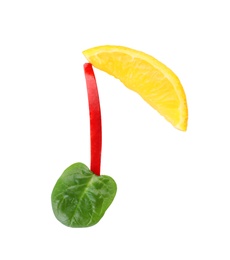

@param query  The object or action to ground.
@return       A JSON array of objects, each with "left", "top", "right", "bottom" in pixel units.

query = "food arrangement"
[{"left": 51, "top": 45, "right": 188, "bottom": 228}]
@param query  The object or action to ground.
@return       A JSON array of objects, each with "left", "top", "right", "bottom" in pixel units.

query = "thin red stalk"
[{"left": 84, "top": 63, "right": 102, "bottom": 176}]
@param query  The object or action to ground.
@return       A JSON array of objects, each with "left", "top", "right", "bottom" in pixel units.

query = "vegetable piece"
[
  {"left": 51, "top": 163, "right": 117, "bottom": 227},
  {"left": 51, "top": 64, "right": 117, "bottom": 228},
  {"left": 84, "top": 63, "right": 102, "bottom": 176}
]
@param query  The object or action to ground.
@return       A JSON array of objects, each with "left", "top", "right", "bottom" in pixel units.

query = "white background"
[{"left": 0, "top": 0, "right": 230, "bottom": 259}]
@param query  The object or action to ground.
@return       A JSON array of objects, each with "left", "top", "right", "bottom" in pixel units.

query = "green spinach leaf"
[{"left": 51, "top": 163, "right": 117, "bottom": 227}]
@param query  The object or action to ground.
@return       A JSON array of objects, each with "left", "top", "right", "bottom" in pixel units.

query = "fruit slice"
[{"left": 83, "top": 45, "right": 188, "bottom": 131}]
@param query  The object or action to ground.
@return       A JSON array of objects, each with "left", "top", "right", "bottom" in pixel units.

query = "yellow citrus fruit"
[{"left": 83, "top": 45, "right": 188, "bottom": 131}]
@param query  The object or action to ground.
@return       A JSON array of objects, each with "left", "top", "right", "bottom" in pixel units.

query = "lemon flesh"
[{"left": 83, "top": 45, "right": 188, "bottom": 131}]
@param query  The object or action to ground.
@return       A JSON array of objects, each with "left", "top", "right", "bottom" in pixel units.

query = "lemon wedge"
[{"left": 83, "top": 45, "right": 188, "bottom": 131}]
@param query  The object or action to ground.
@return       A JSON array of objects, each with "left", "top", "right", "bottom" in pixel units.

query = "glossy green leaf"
[{"left": 51, "top": 163, "right": 117, "bottom": 228}]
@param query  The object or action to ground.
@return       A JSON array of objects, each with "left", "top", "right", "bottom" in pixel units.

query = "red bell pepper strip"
[{"left": 84, "top": 63, "right": 102, "bottom": 176}]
